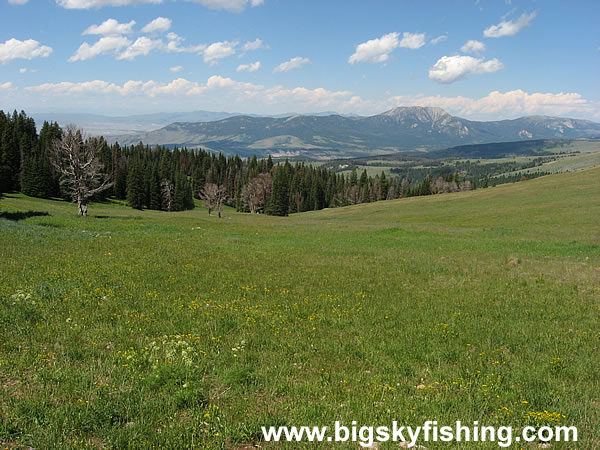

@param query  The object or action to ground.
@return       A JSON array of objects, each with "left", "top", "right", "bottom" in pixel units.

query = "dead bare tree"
[
  {"left": 161, "top": 179, "right": 174, "bottom": 212},
  {"left": 242, "top": 173, "right": 272, "bottom": 213},
  {"left": 49, "top": 125, "right": 113, "bottom": 216},
  {"left": 200, "top": 183, "right": 227, "bottom": 218}
]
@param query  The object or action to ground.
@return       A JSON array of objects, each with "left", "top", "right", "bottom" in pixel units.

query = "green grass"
[
  {"left": 500, "top": 151, "right": 600, "bottom": 177},
  {"left": 1, "top": 168, "right": 600, "bottom": 448}
]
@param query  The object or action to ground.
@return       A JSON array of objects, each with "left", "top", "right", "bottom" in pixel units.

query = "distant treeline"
[
  {"left": 390, "top": 158, "right": 554, "bottom": 189},
  {"left": 1, "top": 110, "right": 538, "bottom": 216}
]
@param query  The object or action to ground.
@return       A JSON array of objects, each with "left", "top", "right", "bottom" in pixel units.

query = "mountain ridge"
[{"left": 107, "top": 106, "right": 600, "bottom": 159}]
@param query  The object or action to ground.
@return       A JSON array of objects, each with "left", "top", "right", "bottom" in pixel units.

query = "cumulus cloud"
[
  {"left": 348, "top": 32, "right": 399, "bottom": 64},
  {"left": 71, "top": 30, "right": 210, "bottom": 61},
  {"left": 460, "top": 39, "right": 486, "bottom": 55},
  {"left": 0, "top": 38, "right": 53, "bottom": 64},
  {"left": 203, "top": 40, "right": 238, "bottom": 64},
  {"left": 83, "top": 18, "right": 135, "bottom": 36},
  {"left": 169, "top": 65, "right": 183, "bottom": 72},
  {"left": 141, "top": 17, "right": 172, "bottom": 33},
  {"left": 429, "top": 55, "right": 503, "bottom": 83},
  {"left": 164, "top": 33, "right": 205, "bottom": 54},
  {"left": 241, "top": 38, "right": 267, "bottom": 52},
  {"left": 237, "top": 61, "right": 261, "bottom": 72},
  {"left": 484, "top": 11, "right": 537, "bottom": 38},
  {"left": 348, "top": 31, "right": 424, "bottom": 64},
  {"left": 273, "top": 56, "right": 310, "bottom": 72},
  {"left": 24, "top": 75, "right": 262, "bottom": 98},
  {"left": 185, "top": 0, "right": 264, "bottom": 13},
  {"left": 57, "top": 0, "right": 162, "bottom": 8},
  {"left": 14, "top": 74, "right": 600, "bottom": 121},
  {"left": 399, "top": 32, "right": 425, "bottom": 49},
  {"left": 430, "top": 35, "right": 448, "bottom": 45},
  {"left": 69, "top": 36, "right": 131, "bottom": 62},
  {"left": 385, "top": 90, "right": 598, "bottom": 120},
  {"left": 117, "top": 37, "right": 163, "bottom": 60},
  {"left": 264, "top": 86, "right": 352, "bottom": 107}
]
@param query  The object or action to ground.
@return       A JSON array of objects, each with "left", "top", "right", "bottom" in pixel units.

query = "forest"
[{"left": 0, "top": 110, "right": 534, "bottom": 216}]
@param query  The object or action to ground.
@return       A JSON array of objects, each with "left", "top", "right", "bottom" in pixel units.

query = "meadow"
[{"left": 1, "top": 168, "right": 599, "bottom": 448}]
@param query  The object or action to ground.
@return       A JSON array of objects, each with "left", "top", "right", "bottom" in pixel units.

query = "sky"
[{"left": 0, "top": 0, "right": 599, "bottom": 121}]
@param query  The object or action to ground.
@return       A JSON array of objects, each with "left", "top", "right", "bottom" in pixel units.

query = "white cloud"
[
  {"left": 203, "top": 40, "right": 238, "bottom": 64},
  {"left": 141, "top": 17, "right": 172, "bottom": 33},
  {"left": 0, "top": 82, "right": 13, "bottom": 89},
  {"left": 19, "top": 67, "right": 27, "bottom": 73},
  {"left": 0, "top": 38, "right": 53, "bottom": 64},
  {"left": 164, "top": 33, "right": 205, "bottom": 53},
  {"left": 8, "top": 0, "right": 29, "bottom": 4},
  {"left": 185, "top": 0, "right": 264, "bottom": 13},
  {"left": 117, "top": 37, "right": 163, "bottom": 60},
  {"left": 69, "top": 36, "right": 131, "bottom": 62},
  {"left": 273, "top": 56, "right": 310, "bottom": 72},
  {"left": 70, "top": 31, "right": 209, "bottom": 61},
  {"left": 83, "top": 18, "right": 135, "bottom": 36},
  {"left": 484, "top": 11, "right": 537, "bottom": 38},
  {"left": 348, "top": 31, "right": 425, "bottom": 64},
  {"left": 264, "top": 86, "right": 352, "bottom": 107},
  {"left": 348, "top": 32, "right": 399, "bottom": 64},
  {"left": 385, "top": 90, "right": 599, "bottom": 121},
  {"left": 14, "top": 75, "right": 600, "bottom": 121},
  {"left": 169, "top": 65, "right": 183, "bottom": 72},
  {"left": 241, "top": 38, "right": 267, "bottom": 52},
  {"left": 460, "top": 39, "right": 486, "bottom": 55},
  {"left": 57, "top": 0, "right": 162, "bottom": 8},
  {"left": 237, "top": 61, "right": 261, "bottom": 72},
  {"left": 429, "top": 55, "right": 503, "bottom": 83},
  {"left": 430, "top": 35, "right": 447, "bottom": 45},
  {"left": 399, "top": 32, "right": 425, "bottom": 49},
  {"left": 24, "top": 75, "right": 262, "bottom": 99}
]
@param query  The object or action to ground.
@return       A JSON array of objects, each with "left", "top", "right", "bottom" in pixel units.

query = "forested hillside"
[{"left": 1, "top": 110, "right": 488, "bottom": 216}]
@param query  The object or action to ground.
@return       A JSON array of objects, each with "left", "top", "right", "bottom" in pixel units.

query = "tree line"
[{"left": 1, "top": 110, "right": 485, "bottom": 216}]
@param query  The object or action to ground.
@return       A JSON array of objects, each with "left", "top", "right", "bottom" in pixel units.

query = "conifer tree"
[
  {"left": 269, "top": 162, "right": 291, "bottom": 216},
  {"left": 126, "top": 160, "right": 145, "bottom": 209},
  {"left": 149, "top": 166, "right": 162, "bottom": 210}
]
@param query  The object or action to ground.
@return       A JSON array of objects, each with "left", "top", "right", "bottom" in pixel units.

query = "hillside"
[
  {"left": 1, "top": 169, "right": 599, "bottom": 447},
  {"left": 110, "top": 107, "right": 600, "bottom": 159}
]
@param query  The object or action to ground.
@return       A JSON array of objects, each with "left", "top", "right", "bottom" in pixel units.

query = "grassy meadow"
[{"left": 1, "top": 168, "right": 599, "bottom": 448}]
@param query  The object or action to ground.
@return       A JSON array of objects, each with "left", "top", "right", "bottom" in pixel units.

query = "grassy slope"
[{"left": 1, "top": 168, "right": 599, "bottom": 448}]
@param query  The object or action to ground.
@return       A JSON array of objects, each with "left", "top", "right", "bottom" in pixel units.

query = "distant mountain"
[
  {"left": 108, "top": 107, "right": 600, "bottom": 159},
  {"left": 30, "top": 111, "right": 240, "bottom": 136},
  {"left": 30, "top": 110, "right": 359, "bottom": 137}
]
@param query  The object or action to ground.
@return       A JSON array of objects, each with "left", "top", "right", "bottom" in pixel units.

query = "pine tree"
[
  {"left": 183, "top": 176, "right": 194, "bottom": 210},
  {"left": 126, "top": 160, "right": 145, "bottom": 209},
  {"left": 149, "top": 166, "right": 162, "bottom": 210},
  {"left": 172, "top": 171, "right": 185, "bottom": 211},
  {"left": 268, "top": 162, "right": 291, "bottom": 216}
]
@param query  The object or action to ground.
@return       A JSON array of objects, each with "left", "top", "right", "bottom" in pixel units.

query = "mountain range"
[
  {"left": 106, "top": 107, "right": 600, "bottom": 159},
  {"left": 30, "top": 110, "right": 355, "bottom": 137}
]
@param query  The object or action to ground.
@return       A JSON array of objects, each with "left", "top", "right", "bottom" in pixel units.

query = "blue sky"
[{"left": 0, "top": 0, "right": 598, "bottom": 120}]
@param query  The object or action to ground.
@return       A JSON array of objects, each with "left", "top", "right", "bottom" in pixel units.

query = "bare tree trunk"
[
  {"left": 77, "top": 195, "right": 88, "bottom": 216},
  {"left": 50, "top": 126, "right": 113, "bottom": 216}
]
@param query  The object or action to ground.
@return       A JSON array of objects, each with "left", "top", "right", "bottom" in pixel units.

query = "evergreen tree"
[
  {"left": 126, "top": 160, "right": 145, "bottom": 209},
  {"left": 172, "top": 171, "right": 186, "bottom": 211},
  {"left": 149, "top": 166, "right": 162, "bottom": 210},
  {"left": 269, "top": 162, "right": 291, "bottom": 216}
]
